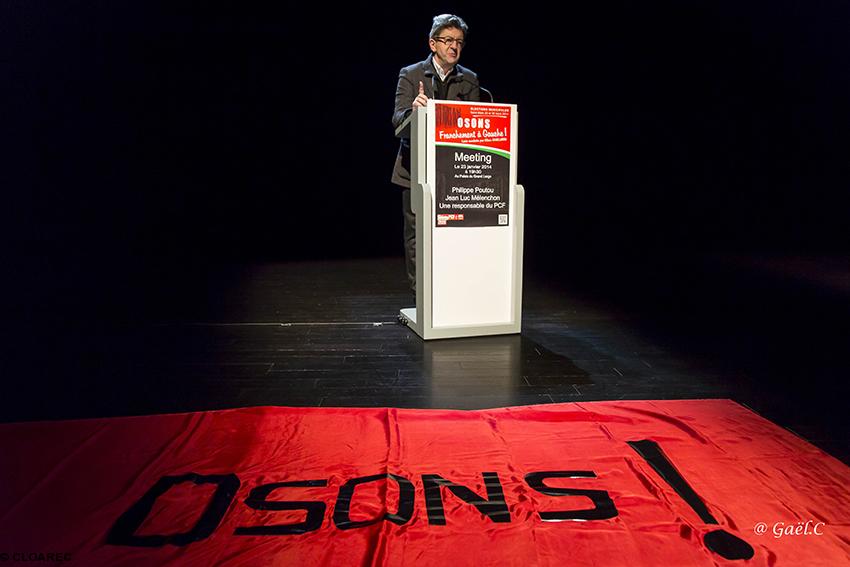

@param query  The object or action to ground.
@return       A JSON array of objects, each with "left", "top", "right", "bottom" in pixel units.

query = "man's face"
[{"left": 429, "top": 26, "right": 464, "bottom": 69}]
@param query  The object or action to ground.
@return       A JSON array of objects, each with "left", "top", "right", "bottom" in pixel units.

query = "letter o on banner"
[
  {"left": 107, "top": 473, "right": 241, "bottom": 547},
  {"left": 333, "top": 474, "right": 415, "bottom": 530}
]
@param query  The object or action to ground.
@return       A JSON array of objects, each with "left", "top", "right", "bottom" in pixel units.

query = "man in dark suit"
[{"left": 392, "top": 14, "right": 481, "bottom": 292}]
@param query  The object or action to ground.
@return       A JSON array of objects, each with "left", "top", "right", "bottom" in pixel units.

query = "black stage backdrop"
[{"left": 4, "top": 1, "right": 850, "bottom": 317}]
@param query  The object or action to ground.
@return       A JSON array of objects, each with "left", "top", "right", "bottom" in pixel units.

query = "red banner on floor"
[{"left": 1, "top": 400, "right": 849, "bottom": 565}]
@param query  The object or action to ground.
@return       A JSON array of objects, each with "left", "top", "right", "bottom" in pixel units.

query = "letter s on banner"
[
  {"left": 524, "top": 471, "right": 618, "bottom": 521},
  {"left": 235, "top": 479, "right": 328, "bottom": 536}
]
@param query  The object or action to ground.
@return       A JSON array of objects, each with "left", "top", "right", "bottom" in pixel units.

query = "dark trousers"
[{"left": 402, "top": 188, "right": 416, "bottom": 292}]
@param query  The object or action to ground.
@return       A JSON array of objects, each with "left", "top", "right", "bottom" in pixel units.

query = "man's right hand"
[{"left": 412, "top": 81, "right": 429, "bottom": 109}]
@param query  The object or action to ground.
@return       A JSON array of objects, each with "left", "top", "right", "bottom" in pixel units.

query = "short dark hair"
[{"left": 429, "top": 14, "right": 468, "bottom": 39}]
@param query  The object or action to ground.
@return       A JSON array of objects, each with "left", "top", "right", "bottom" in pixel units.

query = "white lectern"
[{"left": 396, "top": 100, "right": 525, "bottom": 340}]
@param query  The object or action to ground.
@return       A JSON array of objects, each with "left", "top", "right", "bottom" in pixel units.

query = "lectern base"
[
  {"left": 398, "top": 307, "right": 417, "bottom": 325},
  {"left": 398, "top": 307, "right": 521, "bottom": 341}
]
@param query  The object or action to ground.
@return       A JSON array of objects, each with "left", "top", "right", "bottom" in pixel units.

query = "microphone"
[{"left": 480, "top": 86, "right": 494, "bottom": 103}]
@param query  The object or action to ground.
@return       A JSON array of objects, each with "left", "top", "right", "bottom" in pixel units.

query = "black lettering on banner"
[
  {"left": 107, "top": 473, "right": 240, "bottom": 547},
  {"left": 234, "top": 479, "right": 328, "bottom": 536},
  {"left": 333, "top": 474, "right": 415, "bottom": 530},
  {"left": 423, "top": 472, "right": 510, "bottom": 525},
  {"left": 628, "top": 440, "right": 754, "bottom": 561},
  {"left": 524, "top": 471, "right": 618, "bottom": 521}
]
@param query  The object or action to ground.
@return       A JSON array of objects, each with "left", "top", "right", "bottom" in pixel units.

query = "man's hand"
[{"left": 412, "top": 81, "right": 429, "bottom": 109}]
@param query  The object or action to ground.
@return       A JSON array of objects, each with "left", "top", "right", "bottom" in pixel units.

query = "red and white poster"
[{"left": 434, "top": 103, "right": 513, "bottom": 228}]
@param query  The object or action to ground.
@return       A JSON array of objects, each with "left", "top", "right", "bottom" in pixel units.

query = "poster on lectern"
[{"left": 434, "top": 103, "right": 512, "bottom": 228}]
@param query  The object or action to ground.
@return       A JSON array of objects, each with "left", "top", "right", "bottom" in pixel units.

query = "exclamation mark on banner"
[{"left": 628, "top": 440, "right": 754, "bottom": 561}]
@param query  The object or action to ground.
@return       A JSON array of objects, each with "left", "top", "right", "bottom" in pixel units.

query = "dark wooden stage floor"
[{"left": 4, "top": 256, "right": 848, "bottom": 464}]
